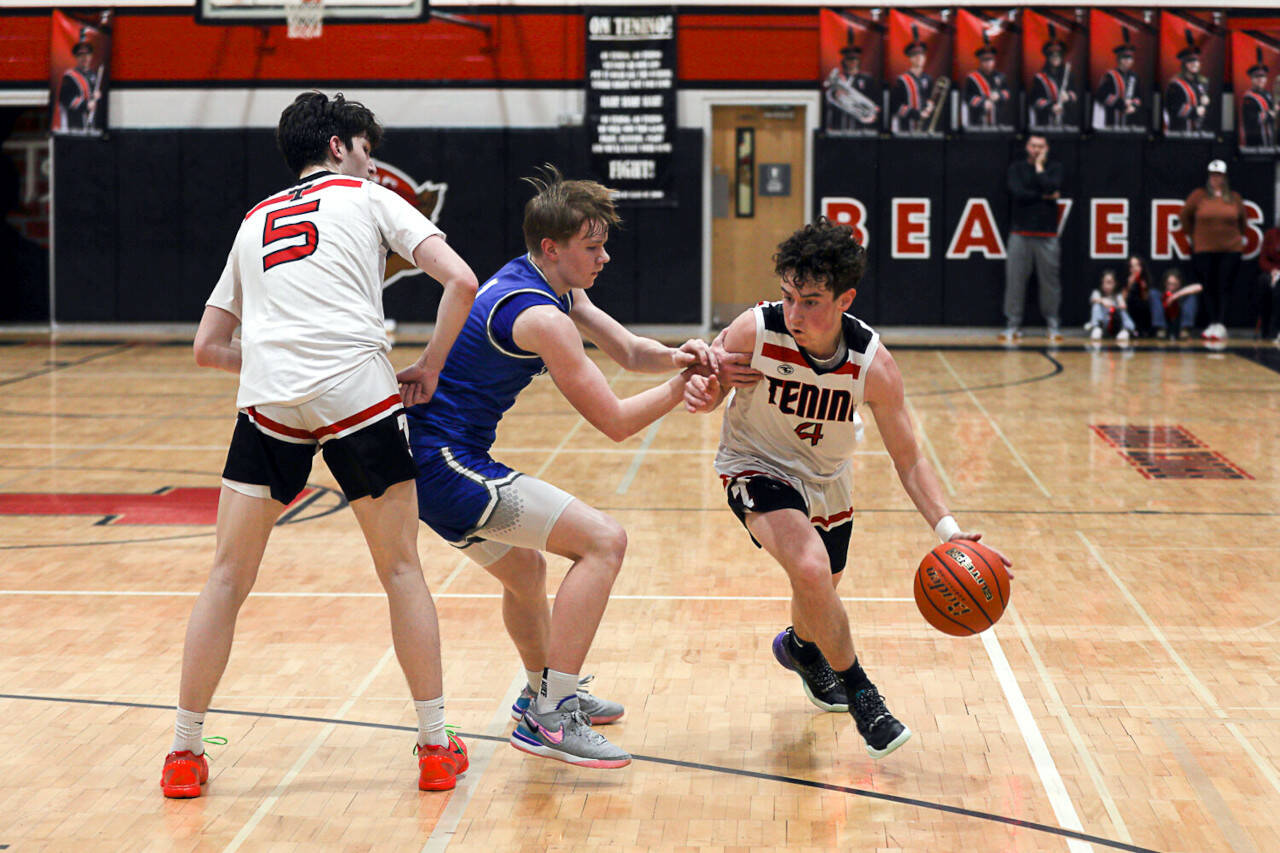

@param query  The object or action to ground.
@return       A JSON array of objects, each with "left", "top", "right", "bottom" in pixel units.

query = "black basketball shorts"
[{"left": 723, "top": 473, "right": 853, "bottom": 574}]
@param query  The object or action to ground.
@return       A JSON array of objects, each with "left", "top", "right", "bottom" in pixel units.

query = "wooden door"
[{"left": 710, "top": 104, "right": 806, "bottom": 326}]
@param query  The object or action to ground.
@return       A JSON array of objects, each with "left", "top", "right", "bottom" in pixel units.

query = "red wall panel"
[
  {"left": 0, "top": 15, "right": 52, "bottom": 83},
  {"left": 678, "top": 14, "right": 817, "bottom": 82}
]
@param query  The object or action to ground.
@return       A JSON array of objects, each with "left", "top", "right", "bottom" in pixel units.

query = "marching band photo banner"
[
  {"left": 887, "top": 8, "right": 953, "bottom": 138},
  {"left": 50, "top": 10, "right": 111, "bottom": 137},
  {"left": 1159, "top": 10, "right": 1225, "bottom": 139},
  {"left": 1022, "top": 8, "right": 1087, "bottom": 134},
  {"left": 954, "top": 8, "right": 1020, "bottom": 134},
  {"left": 1088, "top": 9, "right": 1156, "bottom": 134},
  {"left": 820, "top": 9, "right": 885, "bottom": 137},
  {"left": 1231, "top": 28, "right": 1280, "bottom": 155}
]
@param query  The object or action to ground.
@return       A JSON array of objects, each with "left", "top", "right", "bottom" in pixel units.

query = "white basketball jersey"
[
  {"left": 207, "top": 171, "right": 442, "bottom": 408},
  {"left": 715, "top": 301, "right": 879, "bottom": 485}
]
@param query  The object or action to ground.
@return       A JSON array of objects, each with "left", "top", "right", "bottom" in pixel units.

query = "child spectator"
[
  {"left": 1151, "top": 267, "right": 1202, "bottom": 341},
  {"left": 1086, "top": 269, "right": 1136, "bottom": 343},
  {"left": 1124, "top": 255, "right": 1153, "bottom": 337}
]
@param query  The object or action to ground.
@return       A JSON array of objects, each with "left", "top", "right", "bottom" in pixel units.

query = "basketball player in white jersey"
[
  {"left": 161, "top": 92, "right": 479, "bottom": 797},
  {"left": 685, "top": 218, "right": 1011, "bottom": 759}
]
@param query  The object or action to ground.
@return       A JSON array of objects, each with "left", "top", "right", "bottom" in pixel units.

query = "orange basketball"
[{"left": 914, "top": 540, "right": 1010, "bottom": 636}]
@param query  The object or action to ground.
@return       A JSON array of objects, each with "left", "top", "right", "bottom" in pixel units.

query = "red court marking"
[
  {"left": 0, "top": 487, "right": 316, "bottom": 525},
  {"left": 1089, "top": 424, "right": 1252, "bottom": 480}
]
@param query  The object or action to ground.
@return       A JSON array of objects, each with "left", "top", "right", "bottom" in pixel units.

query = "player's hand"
[
  {"left": 683, "top": 373, "right": 721, "bottom": 413},
  {"left": 396, "top": 362, "right": 439, "bottom": 407},
  {"left": 672, "top": 338, "right": 717, "bottom": 374},
  {"left": 949, "top": 532, "right": 1014, "bottom": 578},
  {"left": 1052, "top": 102, "right": 1064, "bottom": 114}
]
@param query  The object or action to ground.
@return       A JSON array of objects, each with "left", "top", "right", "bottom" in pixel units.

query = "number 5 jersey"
[{"left": 207, "top": 170, "right": 441, "bottom": 409}]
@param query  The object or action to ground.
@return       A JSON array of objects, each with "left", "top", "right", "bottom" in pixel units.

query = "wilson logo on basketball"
[
  {"left": 945, "top": 546, "right": 993, "bottom": 601},
  {"left": 923, "top": 565, "right": 972, "bottom": 616},
  {"left": 372, "top": 161, "right": 448, "bottom": 287}
]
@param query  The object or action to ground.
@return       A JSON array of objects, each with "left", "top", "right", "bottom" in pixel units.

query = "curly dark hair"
[
  {"left": 276, "top": 92, "right": 383, "bottom": 176},
  {"left": 772, "top": 218, "right": 867, "bottom": 297},
  {"left": 522, "top": 164, "right": 622, "bottom": 255}
]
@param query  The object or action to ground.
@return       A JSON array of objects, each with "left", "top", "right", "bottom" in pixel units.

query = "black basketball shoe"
[
  {"left": 850, "top": 686, "right": 912, "bottom": 758},
  {"left": 771, "top": 627, "right": 849, "bottom": 712}
]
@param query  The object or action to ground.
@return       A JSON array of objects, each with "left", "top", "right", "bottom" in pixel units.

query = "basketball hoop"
[{"left": 284, "top": 0, "right": 324, "bottom": 39}]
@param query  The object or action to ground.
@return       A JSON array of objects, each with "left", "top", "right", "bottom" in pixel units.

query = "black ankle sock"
[
  {"left": 837, "top": 659, "right": 873, "bottom": 697},
  {"left": 787, "top": 628, "right": 822, "bottom": 665}
]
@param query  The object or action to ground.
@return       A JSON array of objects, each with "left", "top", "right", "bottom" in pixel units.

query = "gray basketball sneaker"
[
  {"left": 510, "top": 674, "right": 624, "bottom": 724},
  {"left": 510, "top": 696, "right": 631, "bottom": 768}
]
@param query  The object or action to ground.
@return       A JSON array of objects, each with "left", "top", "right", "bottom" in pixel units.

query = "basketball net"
[{"left": 284, "top": 0, "right": 324, "bottom": 39}]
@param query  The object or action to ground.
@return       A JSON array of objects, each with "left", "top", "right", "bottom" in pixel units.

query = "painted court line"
[
  {"left": 1007, "top": 606, "right": 1131, "bottom": 844},
  {"left": 616, "top": 415, "right": 664, "bottom": 495},
  {"left": 936, "top": 352, "right": 1052, "bottom": 498},
  {"left": 0, "top": 589, "right": 912, "bottom": 602},
  {"left": 981, "top": 628, "right": 1090, "bottom": 853},
  {"left": 422, "top": 672, "right": 527, "bottom": 853},
  {"left": 904, "top": 396, "right": 955, "bottom": 497},
  {"left": 1154, "top": 719, "right": 1260, "bottom": 853},
  {"left": 224, "top": 645, "right": 397, "bottom": 852},
  {"left": 1078, "top": 532, "right": 1280, "bottom": 800}
]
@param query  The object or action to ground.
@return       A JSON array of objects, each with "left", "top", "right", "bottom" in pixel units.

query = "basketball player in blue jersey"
[
  {"left": 406, "top": 167, "right": 714, "bottom": 768},
  {"left": 685, "top": 218, "right": 1011, "bottom": 759}
]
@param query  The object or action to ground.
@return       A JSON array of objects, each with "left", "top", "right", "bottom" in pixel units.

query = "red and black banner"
[
  {"left": 887, "top": 9, "right": 952, "bottom": 137},
  {"left": 1088, "top": 9, "right": 1156, "bottom": 134},
  {"left": 1022, "top": 9, "right": 1087, "bottom": 134},
  {"left": 885, "top": 8, "right": 957, "bottom": 136},
  {"left": 820, "top": 9, "right": 885, "bottom": 136},
  {"left": 50, "top": 10, "right": 111, "bottom": 137},
  {"left": 1159, "top": 10, "right": 1225, "bottom": 139},
  {"left": 1231, "top": 29, "right": 1280, "bottom": 155},
  {"left": 954, "top": 9, "right": 1020, "bottom": 133}
]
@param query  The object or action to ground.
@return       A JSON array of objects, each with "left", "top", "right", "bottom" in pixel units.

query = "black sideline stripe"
[{"left": 0, "top": 693, "right": 1160, "bottom": 852}]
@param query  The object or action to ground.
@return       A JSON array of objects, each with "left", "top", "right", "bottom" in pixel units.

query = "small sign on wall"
[{"left": 759, "top": 163, "right": 791, "bottom": 196}]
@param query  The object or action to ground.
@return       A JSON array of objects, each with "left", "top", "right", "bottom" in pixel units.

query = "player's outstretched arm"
[
  {"left": 865, "top": 345, "right": 1012, "bottom": 571},
  {"left": 396, "top": 235, "right": 479, "bottom": 406},
  {"left": 711, "top": 310, "right": 764, "bottom": 389},
  {"left": 570, "top": 290, "right": 715, "bottom": 374},
  {"left": 193, "top": 306, "right": 242, "bottom": 374},
  {"left": 516, "top": 305, "right": 688, "bottom": 442}
]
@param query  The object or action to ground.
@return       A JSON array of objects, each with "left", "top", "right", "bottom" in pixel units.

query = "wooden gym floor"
[{"left": 1, "top": 334, "right": 1278, "bottom": 852}]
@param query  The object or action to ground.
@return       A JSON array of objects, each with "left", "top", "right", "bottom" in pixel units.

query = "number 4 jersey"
[
  {"left": 207, "top": 170, "right": 442, "bottom": 409},
  {"left": 714, "top": 301, "right": 878, "bottom": 489}
]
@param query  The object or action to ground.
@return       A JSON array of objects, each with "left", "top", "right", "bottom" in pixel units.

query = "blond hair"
[{"left": 521, "top": 165, "right": 621, "bottom": 255}]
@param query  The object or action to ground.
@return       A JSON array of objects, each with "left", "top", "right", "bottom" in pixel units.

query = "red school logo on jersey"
[{"left": 373, "top": 161, "right": 449, "bottom": 286}]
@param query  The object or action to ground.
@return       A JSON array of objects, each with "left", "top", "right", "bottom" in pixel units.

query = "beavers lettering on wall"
[{"left": 822, "top": 195, "right": 1264, "bottom": 261}]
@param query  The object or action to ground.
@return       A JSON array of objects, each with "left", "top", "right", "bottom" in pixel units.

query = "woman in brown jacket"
[{"left": 1180, "top": 159, "right": 1246, "bottom": 341}]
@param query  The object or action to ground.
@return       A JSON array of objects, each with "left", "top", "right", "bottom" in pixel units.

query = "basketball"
[{"left": 914, "top": 540, "right": 1010, "bottom": 636}]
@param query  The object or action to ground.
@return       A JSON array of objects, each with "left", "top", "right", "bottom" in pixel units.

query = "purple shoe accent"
[{"left": 772, "top": 629, "right": 797, "bottom": 672}]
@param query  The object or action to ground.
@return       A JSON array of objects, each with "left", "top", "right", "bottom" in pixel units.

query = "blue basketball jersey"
[{"left": 406, "top": 254, "right": 572, "bottom": 451}]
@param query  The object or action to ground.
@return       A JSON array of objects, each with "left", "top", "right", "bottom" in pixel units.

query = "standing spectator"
[
  {"left": 1151, "top": 267, "right": 1202, "bottom": 341},
  {"left": 1179, "top": 159, "right": 1245, "bottom": 341},
  {"left": 1254, "top": 222, "right": 1280, "bottom": 342},
  {"left": 1086, "top": 269, "right": 1135, "bottom": 343},
  {"left": 1124, "top": 255, "right": 1153, "bottom": 337},
  {"left": 1000, "top": 133, "right": 1063, "bottom": 342}
]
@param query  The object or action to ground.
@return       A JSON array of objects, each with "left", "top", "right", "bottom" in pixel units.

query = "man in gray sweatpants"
[{"left": 1001, "top": 133, "right": 1063, "bottom": 342}]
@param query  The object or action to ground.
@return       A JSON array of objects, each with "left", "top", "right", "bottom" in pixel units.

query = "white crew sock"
[
  {"left": 414, "top": 697, "right": 448, "bottom": 748},
  {"left": 535, "top": 668, "right": 580, "bottom": 714},
  {"left": 525, "top": 669, "right": 543, "bottom": 694},
  {"left": 171, "top": 706, "right": 206, "bottom": 755}
]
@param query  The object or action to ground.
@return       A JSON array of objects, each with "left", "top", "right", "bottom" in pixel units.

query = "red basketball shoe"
[
  {"left": 416, "top": 732, "right": 469, "bottom": 791},
  {"left": 161, "top": 750, "right": 209, "bottom": 798}
]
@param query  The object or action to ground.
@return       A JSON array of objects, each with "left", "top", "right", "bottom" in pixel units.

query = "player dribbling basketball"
[{"left": 685, "top": 218, "right": 1012, "bottom": 759}]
